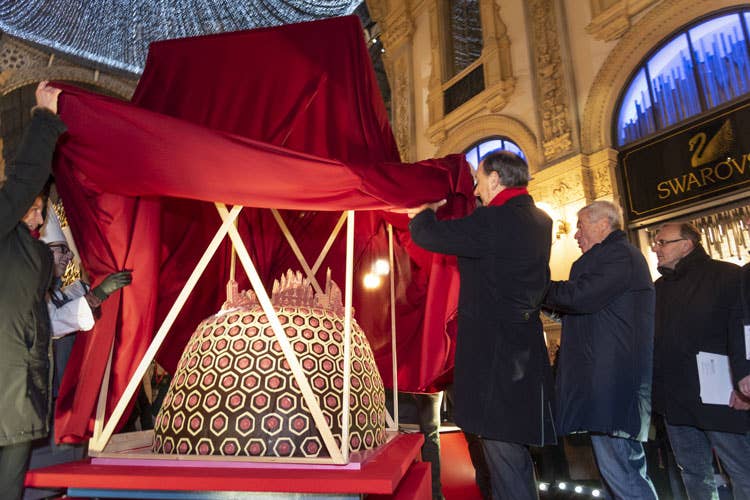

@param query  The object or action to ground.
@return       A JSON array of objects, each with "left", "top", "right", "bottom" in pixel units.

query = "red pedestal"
[{"left": 25, "top": 433, "right": 429, "bottom": 499}]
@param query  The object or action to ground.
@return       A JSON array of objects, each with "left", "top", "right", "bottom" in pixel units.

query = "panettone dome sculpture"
[{"left": 152, "top": 270, "right": 387, "bottom": 458}]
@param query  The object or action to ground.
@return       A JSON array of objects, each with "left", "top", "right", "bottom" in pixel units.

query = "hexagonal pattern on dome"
[{"left": 153, "top": 302, "right": 386, "bottom": 458}]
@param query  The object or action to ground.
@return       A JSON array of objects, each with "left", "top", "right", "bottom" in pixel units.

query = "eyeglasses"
[
  {"left": 651, "top": 238, "right": 686, "bottom": 248},
  {"left": 49, "top": 244, "right": 73, "bottom": 256}
]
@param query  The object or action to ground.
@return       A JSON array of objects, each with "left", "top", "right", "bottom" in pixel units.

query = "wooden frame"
[{"left": 89, "top": 204, "right": 401, "bottom": 464}]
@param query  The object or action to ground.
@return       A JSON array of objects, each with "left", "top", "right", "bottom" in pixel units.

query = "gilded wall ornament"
[{"left": 528, "top": 0, "right": 575, "bottom": 162}]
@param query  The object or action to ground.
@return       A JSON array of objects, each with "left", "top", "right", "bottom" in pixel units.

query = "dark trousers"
[
  {"left": 482, "top": 438, "right": 539, "bottom": 500},
  {"left": 413, "top": 392, "right": 444, "bottom": 500},
  {"left": 0, "top": 440, "right": 32, "bottom": 500},
  {"left": 466, "top": 431, "right": 493, "bottom": 499}
]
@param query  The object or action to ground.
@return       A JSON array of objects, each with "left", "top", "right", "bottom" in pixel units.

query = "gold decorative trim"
[
  {"left": 527, "top": 0, "right": 575, "bottom": 162},
  {"left": 585, "top": 0, "right": 659, "bottom": 42}
]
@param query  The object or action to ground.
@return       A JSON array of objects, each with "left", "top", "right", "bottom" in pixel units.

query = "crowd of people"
[
  {"left": 1, "top": 83, "right": 749, "bottom": 500},
  {"left": 408, "top": 151, "right": 750, "bottom": 500}
]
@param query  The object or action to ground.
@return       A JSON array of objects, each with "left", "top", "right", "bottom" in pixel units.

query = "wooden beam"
[
  {"left": 340, "top": 211, "right": 354, "bottom": 462},
  {"left": 217, "top": 204, "right": 346, "bottom": 464},
  {"left": 311, "top": 212, "right": 348, "bottom": 275},
  {"left": 270, "top": 209, "right": 324, "bottom": 296},
  {"left": 89, "top": 205, "right": 243, "bottom": 452},
  {"left": 388, "top": 223, "right": 399, "bottom": 431}
]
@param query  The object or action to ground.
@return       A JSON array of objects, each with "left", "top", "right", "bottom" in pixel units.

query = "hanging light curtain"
[{"left": 0, "top": 0, "right": 362, "bottom": 74}]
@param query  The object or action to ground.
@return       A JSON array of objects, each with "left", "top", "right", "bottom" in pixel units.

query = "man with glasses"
[
  {"left": 543, "top": 200, "right": 657, "bottom": 500},
  {"left": 652, "top": 221, "right": 750, "bottom": 499},
  {"left": 40, "top": 202, "right": 132, "bottom": 340}
]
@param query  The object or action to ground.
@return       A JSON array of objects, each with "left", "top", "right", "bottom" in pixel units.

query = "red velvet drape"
[{"left": 54, "top": 15, "right": 474, "bottom": 443}]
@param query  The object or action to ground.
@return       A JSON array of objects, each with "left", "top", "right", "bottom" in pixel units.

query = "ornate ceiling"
[{"left": 0, "top": 0, "right": 362, "bottom": 74}]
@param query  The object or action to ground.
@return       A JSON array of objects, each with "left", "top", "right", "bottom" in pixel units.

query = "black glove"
[{"left": 92, "top": 271, "right": 132, "bottom": 301}]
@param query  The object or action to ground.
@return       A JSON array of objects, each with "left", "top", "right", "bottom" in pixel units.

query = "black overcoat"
[
  {"left": 0, "top": 109, "right": 66, "bottom": 445},
  {"left": 654, "top": 246, "right": 750, "bottom": 434},
  {"left": 544, "top": 230, "right": 654, "bottom": 441},
  {"left": 409, "top": 194, "right": 556, "bottom": 445}
]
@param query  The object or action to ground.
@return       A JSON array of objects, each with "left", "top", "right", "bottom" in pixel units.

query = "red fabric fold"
[{"left": 54, "top": 15, "right": 474, "bottom": 443}]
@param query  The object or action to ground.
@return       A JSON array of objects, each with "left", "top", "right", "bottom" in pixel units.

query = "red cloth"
[
  {"left": 54, "top": 15, "right": 474, "bottom": 443},
  {"left": 487, "top": 187, "right": 529, "bottom": 207}
]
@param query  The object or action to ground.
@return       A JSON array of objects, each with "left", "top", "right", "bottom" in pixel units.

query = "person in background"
[
  {"left": 40, "top": 201, "right": 131, "bottom": 349},
  {"left": 408, "top": 150, "right": 555, "bottom": 500},
  {"left": 24, "top": 205, "right": 132, "bottom": 485},
  {"left": 652, "top": 222, "right": 750, "bottom": 499},
  {"left": 0, "top": 81, "right": 66, "bottom": 500},
  {"left": 543, "top": 200, "right": 657, "bottom": 500}
]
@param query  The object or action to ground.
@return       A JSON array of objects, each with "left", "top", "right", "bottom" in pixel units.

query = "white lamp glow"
[
  {"left": 373, "top": 259, "right": 390, "bottom": 275},
  {"left": 363, "top": 273, "right": 381, "bottom": 289}
]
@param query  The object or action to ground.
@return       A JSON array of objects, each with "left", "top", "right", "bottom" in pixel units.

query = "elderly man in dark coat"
[
  {"left": 0, "top": 82, "right": 65, "bottom": 500},
  {"left": 653, "top": 222, "right": 750, "bottom": 499},
  {"left": 544, "top": 200, "right": 657, "bottom": 500},
  {"left": 409, "top": 150, "right": 555, "bottom": 500}
]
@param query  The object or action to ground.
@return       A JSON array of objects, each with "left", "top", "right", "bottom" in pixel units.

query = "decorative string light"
[{"left": 0, "top": 0, "right": 362, "bottom": 74}]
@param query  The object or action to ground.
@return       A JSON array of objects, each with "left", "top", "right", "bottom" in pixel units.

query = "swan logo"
[
  {"left": 656, "top": 118, "right": 748, "bottom": 200},
  {"left": 688, "top": 119, "right": 735, "bottom": 168}
]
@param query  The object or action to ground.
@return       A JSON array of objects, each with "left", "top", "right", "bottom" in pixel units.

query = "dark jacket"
[
  {"left": 409, "top": 194, "right": 555, "bottom": 445},
  {"left": 544, "top": 230, "right": 654, "bottom": 441},
  {"left": 0, "top": 108, "right": 66, "bottom": 445},
  {"left": 654, "top": 246, "right": 750, "bottom": 434}
]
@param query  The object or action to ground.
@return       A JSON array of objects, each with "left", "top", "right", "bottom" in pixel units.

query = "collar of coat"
[
  {"left": 587, "top": 229, "right": 626, "bottom": 254},
  {"left": 487, "top": 187, "right": 528, "bottom": 207},
  {"left": 657, "top": 245, "right": 709, "bottom": 280}
]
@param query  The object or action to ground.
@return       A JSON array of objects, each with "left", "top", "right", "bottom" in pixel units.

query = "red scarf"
[{"left": 487, "top": 187, "right": 528, "bottom": 207}]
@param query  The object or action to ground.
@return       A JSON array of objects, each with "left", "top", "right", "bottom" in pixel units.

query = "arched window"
[
  {"left": 615, "top": 9, "right": 750, "bottom": 147},
  {"left": 463, "top": 136, "right": 525, "bottom": 169}
]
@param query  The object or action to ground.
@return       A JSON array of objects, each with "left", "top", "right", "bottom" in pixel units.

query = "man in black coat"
[
  {"left": 544, "top": 200, "right": 657, "bottom": 500},
  {"left": 409, "top": 151, "right": 555, "bottom": 500},
  {"left": 653, "top": 222, "right": 750, "bottom": 499},
  {"left": 0, "top": 81, "right": 65, "bottom": 500}
]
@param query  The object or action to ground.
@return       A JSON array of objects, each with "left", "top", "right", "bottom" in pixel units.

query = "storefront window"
[
  {"left": 464, "top": 137, "right": 525, "bottom": 170},
  {"left": 617, "top": 68, "right": 656, "bottom": 146},
  {"left": 647, "top": 34, "right": 701, "bottom": 128},
  {"left": 616, "top": 9, "right": 750, "bottom": 146},
  {"left": 690, "top": 13, "right": 750, "bottom": 108}
]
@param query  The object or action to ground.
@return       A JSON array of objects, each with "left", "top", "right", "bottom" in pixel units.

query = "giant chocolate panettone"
[{"left": 152, "top": 271, "right": 387, "bottom": 458}]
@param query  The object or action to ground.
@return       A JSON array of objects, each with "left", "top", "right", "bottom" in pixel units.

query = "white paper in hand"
[
  {"left": 696, "top": 351, "right": 733, "bottom": 405},
  {"left": 744, "top": 325, "right": 750, "bottom": 360}
]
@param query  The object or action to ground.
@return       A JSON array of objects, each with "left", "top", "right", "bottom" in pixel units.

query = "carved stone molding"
[
  {"left": 581, "top": 0, "right": 747, "bottom": 154},
  {"left": 365, "top": 0, "right": 387, "bottom": 21},
  {"left": 527, "top": 0, "right": 575, "bottom": 163},
  {"left": 0, "top": 36, "right": 136, "bottom": 99},
  {"left": 582, "top": 148, "right": 618, "bottom": 201},
  {"left": 528, "top": 156, "right": 587, "bottom": 209},
  {"left": 392, "top": 54, "right": 415, "bottom": 161},
  {"left": 425, "top": 0, "right": 516, "bottom": 144},
  {"left": 380, "top": 7, "right": 414, "bottom": 51},
  {"left": 529, "top": 149, "right": 618, "bottom": 208},
  {"left": 435, "top": 113, "right": 541, "bottom": 173},
  {"left": 586, "top": 0, "right": 659, "bottom": 42},
  {"left": 373, "top": 2, "right": 416, "bottom": 162}
]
